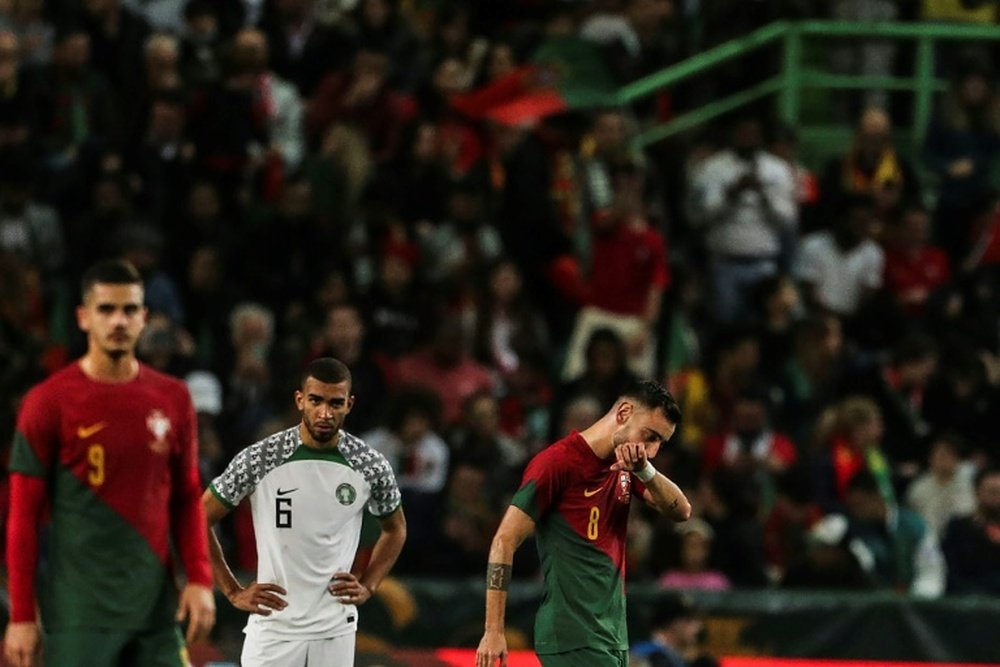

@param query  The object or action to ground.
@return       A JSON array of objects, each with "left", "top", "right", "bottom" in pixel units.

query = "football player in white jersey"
[{"left": 202, "top": 357, "right": 407, "bottom": 667}]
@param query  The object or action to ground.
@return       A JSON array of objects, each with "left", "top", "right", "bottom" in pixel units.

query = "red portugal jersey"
[
  {"left": 510, "top": 432, "right": 645, "bottom": 654},
  {"left": 9, "top": 362, "right": 210, "bottom": 631}
]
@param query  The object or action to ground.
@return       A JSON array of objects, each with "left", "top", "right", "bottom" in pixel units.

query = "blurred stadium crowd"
[{"left": 1, "top": 0, "right": 1000, "bottom": 603}]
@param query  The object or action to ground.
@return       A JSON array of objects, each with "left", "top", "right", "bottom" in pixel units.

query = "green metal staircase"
[{"left": 618, "top": 20, "right": 1000, "bottom": 169}]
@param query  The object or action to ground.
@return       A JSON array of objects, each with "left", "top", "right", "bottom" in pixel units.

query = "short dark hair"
[
  {"left": 302, "top": 357, "right": 352, "bottom": 388},
  {"left": 81, "top": 259, "right": 143, "bottom": 301},
  {"left": 621, "top": 379, "right": 681, "bottom": 424}
]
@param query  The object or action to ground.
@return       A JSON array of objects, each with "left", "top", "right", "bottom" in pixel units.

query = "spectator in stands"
[
  {"left": 881, "top": 202, "right": 951, "bottom": 323},
  {"left": 185, "top": 368, "right": 226, "bottom": 483},
  {"left": 0, "top": 148, "right": 65, "bottom": 284},
  {"left": 794, "top": 193, "right": 884, "bottom": 337},
  {"left": 78, "top": 0, "right": 151, "bottom": 94},
  {"left": 306, "top": 47, "right": 413, "bottom": 164},
  {"left": 393, "top": 314, "right": 494, "bottom": 428},
  {"left": 924, "top": 55, "right": 1000, "bottom": 262},
  {"left": 128, "top": 90, "right": 197, "bottom": 230},
  {"left": 32, "top": 24, "right": 120, "bottom": 177},
  {"left": 189, "top": 37, "right": 274, "bottom": 197},
  {"left": 695, "top": 467, "right": 769, "bottom": 587},
  {"left": 630, "top": 592, "right": 717, "bottom": 667},
  {"left": 771, "top": 314, "right": 845, "bottom": 450},
  {"left": 136, "top": 310, "right": 196, "bottom": 379},
  {"left": 128, "top": 32, "right": 183, "bottom": 139},
  {"left": 701, "top": 326, "right": 763, "bottom": 438},
  {"left": 258, "top": 0, "right": 355, "bottom": 96},
  {"left": 550, "top": 327, "right": 639, "bottom": 440},
  {"left": 303, "top": 121, "right": 374, "bottom": 227},
  {"left": 449, "top": 390, "right": 526, "bottom": 503},
  {"left": 178, "top": 0, "right": 222, "bottom": 88},
  {"left": 820, "top": 107, "right": 920, "bottom": 222},
  {"left": 364, "top": 230, "right": 429, "bottom": 359},
  {"left": 844, "top": 332, "right": 938, "bottom": 474},
  {"left": 906, "top": 432, "right": 976, "bottom": 536},
  {"left": 781, "top": 513, "right": 875, "bottom": 590},
  {"left": 561, "top": 162, "right": 671, "bottom": 381},
  {"left": 752, "top": 273, "right": 803, "bottom": 377},
  {"left": 657, "top": 518, "right": 732, "bottom": 592},
  {"left": 557, "top": 392, "right": 604, "bottom": 437},
  {"left": 247, "top": 174, "right": 343, "bottom": 316},
  {"left": 0, "top": 0, "right": 52, "bottom": 70},
  {"left": 181, "top": 244, "right": 241, "bottom": 376},
  {"left": 769, "top": 123, "right": 820, "bottom": 236},
  {"left": 472, "top": 258, "right": 549, "bottom": 380},
  {"left": 364, "top": 385, "right": 449, "bottom": 571},
  {"left": 347, "top": 0, "right": 424, "bottom": 93},
  {"left": 811, "top": 396, "right": 894, "bottom": 511},
  {"left": 702, "top": 384, "right": 797, "bottom": 480},
  {"left": 575, "top": 109, "right": 664, "bottom": 257},
  {"left": 689, "top": 114, "right": 797, "bottom": 323},
  {"left": 234, "top": 27, "right": 305, "bottom": 175},
  {"left": 844, "top": 471, "right": 945, "bottom": 597},
  {"left": 764, "top": 465, "right": 824, "bottom": 583},
  {"left": 580, "top": 0, "right": 682, "bottom": 87},
  {"left": 0, "top": 251, "right": 47, "bottom": 447},
  {"left": 941, "top": 466, "right": 1000, "bottom": 594},
  {"left": 220, "top": 302, "right": 279, "bottom": 450},
  {"left": 434, "top": 460, "right": 500, "bottom": 576},
  {"left": 922, "top": 348, "right": 1000, "bottom": 459},
  {"left": 418, "top": 175, "right": 503, "bottom": 290}
]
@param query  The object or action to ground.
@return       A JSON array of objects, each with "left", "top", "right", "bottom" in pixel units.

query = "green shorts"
[
  {"left": 44, "top": 625, "right": 189, "bottom": 667},
  {"left": 538, "top": 647, "right": 628, "bottom": 667}
]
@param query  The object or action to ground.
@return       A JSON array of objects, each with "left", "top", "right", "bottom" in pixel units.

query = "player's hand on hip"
[
  {"left": 611, "top": 441, "right": 647, "bottom": 472},
  {"left": 328, "top": 572, "right": 372, "bottom": 606},
  {"left": 4, "top": 621, "right": 41, "bottom": 667},
  {"left": 177, "top": 583, "right": 217, "bottom": 644},
  {"left": 228, "top": 581, "right": 288, "bottom": 616},
  {"left": 476, "top": 629, "right": 508, "bottom": 667}
]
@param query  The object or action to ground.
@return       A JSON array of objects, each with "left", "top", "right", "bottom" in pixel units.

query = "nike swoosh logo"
[
  {"left": 583, "top": 487, "right": 603, "bottom": 497},
  {"left": 277, "top": 488, "right": 298, "bottom": 496},
  {"left": 77, "top": 422, "right": 106, "bottom": 439}
]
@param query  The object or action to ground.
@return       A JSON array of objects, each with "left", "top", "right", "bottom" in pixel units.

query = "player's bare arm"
[
  {"left": 329, "top": 507, "right": 406, "bottom": 605},
  {"left": 476, "top": 505, "right": 536, "bottom": 667},
  {"left": 611, "top": 441, "right": 691, "bottom": 521},
  {"left": 202, "top": 490, "right": 288, "bottom": 615},
  {"left": 5, "top": 472, "right": 46, "bottom": 667}
]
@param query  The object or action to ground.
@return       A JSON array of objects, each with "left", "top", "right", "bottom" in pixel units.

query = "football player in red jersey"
[
  {"left": 5, "top": 259, "right": 215, "bottom": 667},
  {"left": 477, "top": 380, "right": 691, "bottom": 667}
]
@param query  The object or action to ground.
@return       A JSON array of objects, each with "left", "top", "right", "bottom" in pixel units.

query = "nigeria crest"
[{"left": 336, "top": 483, "right": 357, "bottom": 506}]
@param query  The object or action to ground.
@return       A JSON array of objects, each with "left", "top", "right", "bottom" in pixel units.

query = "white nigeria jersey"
[{"left": 209, "top": 426, "right": 401, "bottom": 640}]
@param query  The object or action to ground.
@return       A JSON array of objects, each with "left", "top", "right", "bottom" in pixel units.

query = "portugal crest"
[
  {"left": 146, "top": 409, "right": 172, "bottom": 454},
  {"left": 336, "top": 483, "right": 357, "bottom": 506}
]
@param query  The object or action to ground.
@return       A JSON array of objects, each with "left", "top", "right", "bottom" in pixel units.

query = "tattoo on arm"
[{"left": 486, "top": 562, "right": 512, "bottom": 591}]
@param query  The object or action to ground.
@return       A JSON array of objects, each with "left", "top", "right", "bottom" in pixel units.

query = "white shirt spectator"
[
  {"left": 794, "top": 230, "right": 884, "bottom": 316},
  {"left": 363, "top": 426, "right": 450, "bottom": 494},
  {"left": 906, "top": 462, "right": 977, "bottom": 536},
  {"left": 690, "top": 149, "right": 797, "bottom": 258}
]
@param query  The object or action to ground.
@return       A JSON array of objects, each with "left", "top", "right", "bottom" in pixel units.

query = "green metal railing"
[{"left": 619, "top": 20, "right": 1000, "bottom": 163}]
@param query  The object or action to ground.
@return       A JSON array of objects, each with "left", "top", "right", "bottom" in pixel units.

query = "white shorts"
[{"left": 241, "top": 631, "right": 356, "bottom": 667}]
